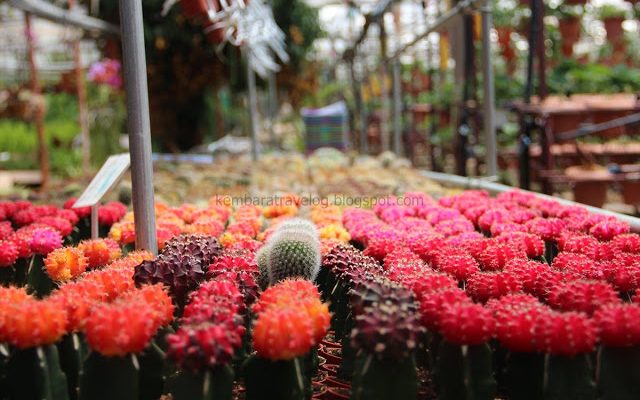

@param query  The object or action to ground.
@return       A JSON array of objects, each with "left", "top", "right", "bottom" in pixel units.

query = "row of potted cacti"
[
  {"left": 2, "top": 188, "right": 640, "bottom": 400},
  {"left": 322, "top": 189, "right": 639, "bottom": 399}
]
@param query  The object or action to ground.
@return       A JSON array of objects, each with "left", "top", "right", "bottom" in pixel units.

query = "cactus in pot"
[
  {"left": 245, "top": 279, "right": 330, "bottom": 400},
  {"left": 349, "top": 277, "right": 423, "bottom": 400},
  {"left": 593, "top": 304, "right": 640, "bottom": 400}
]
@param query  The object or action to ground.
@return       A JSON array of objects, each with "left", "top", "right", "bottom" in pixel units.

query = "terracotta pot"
[
  {"left": 318, "top": 346, "right": 341, "bottom": 365},
  {"left": 565, "top": 165, "right": 611, "bottom": 208},
  {"left": 321, "top": 339, "right": 341, "bottom": 349},
  {"left": 549, "top": 113, "right": 585, "bottom": 136},
  {"left": 622, "top": 180, "right": 640, "bottom": 206},
  {"left": 320, "top": 363, "right": 339, "bottom": 377},
  {"left": 325, "top": 377, "right": 351, "bottom": 390},
  {"left": 558, "top": 17, "right": 581, "bottom": 57},
  {"left": 410, "top": 105, "right": 431, "bottom": 126},
  {"left": 323, "top": 387, "right": 350, "bottom": 400},
  {"left": 438, "top": 109, "right": 451, "bottom": 128},
  {"left": 496, "top": 27, "right": 513, "bottom": 49},
  {"left": 603, "top": 17, "right": 625, "bottom": 44}
]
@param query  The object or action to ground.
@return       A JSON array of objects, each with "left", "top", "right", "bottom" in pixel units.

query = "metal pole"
[
  {"left": 246, "top": 55, "right": 260, "bottom": 161},
  {"left": 267, "top": 70, "right": 277, "bottom": 149},
  {"left": 90, "top": 204, "right": 99, "bottom": 239},
  {"left": 118, "top": 0, "right": 157, "bottom": 254},
  {"left": 69, "top": 0, "right": 91, "bottom": 172},
  {"left": 25, "top": 13, "right": 49, "bottom": 190},
  {"left": 480, "top": 0, "right": 497, "bottom": 177},
  {"left": 392, "top": 59, "right": 403, "bottom": 156}
]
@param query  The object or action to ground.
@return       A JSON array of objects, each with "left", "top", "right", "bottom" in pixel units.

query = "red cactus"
[
  {"left": 167, "top": 321, "right": 244, "bottom": 371},
  {"left": 438, "top": 303, "right": 495, "bottom": 345},
  {"left": 535, "top": 311, "right": 597, "bottom": 356},
  {"left": 547, "top": 280, "right": 620, "bottom": 316},
  {"left": 590, "top": 220, "right": 630, "bottom": 241},
  {"left": 418, "top": 288, "right": 472, "bottom": 331},
  {"left": 478, "top": 209, "right": 512, "bottom": 232},
  {"left": 37, "top": 216, "right": 73, "bottom": 237},
  {"left": 494, "top": 306, "right": 549, "bottom": 352},
  {"left": 593, "top": 304, "right": 640, "bottom": 347},
  {"left": 408, "top": 272, "right": 458, "bottom": 302},
  {"left": 477, "top": 242, "right": 527, "bottom": 271},
  {"left": 526, "top": 218, "right": 566, "bottom": 242},
  {"left": 504, "top": 259, "right": 554, "bottom": 297},
  {"left": 29, "top": 227, "right": 62, "bottom": 255},
  {"left": 0, "top": 221, "right": 13, "bottom": 241},
  {"left": 9, "top": 233, "right": 32, "bottom": 259},
  {"left": 466, "top": 271, "right": 523, "bottom": 303},
  {"left": 557, "top": 233, "right": 598, "bottom": 253},
  {"left": 608, "top": 264, "right": 640, "bottom": 293},
  {"left": 495, "top": 231, "right": 545, "bottom": 258},
  {"left": 0, "top": 240, "right": 19, "bottom": 268},
  {"left": 490, "top": 222, "right": 528, "bottom": 237},
  {"left": 432, "top": 252, "right": 480, "bottom": 281},
  {"left": 611, "top": 233, "right": 640, "bottom": 254}
]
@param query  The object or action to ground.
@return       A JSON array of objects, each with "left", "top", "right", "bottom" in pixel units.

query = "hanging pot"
[
  {"left": 603, "top": 17, "right": 625, "bottom": 44},
  {"left": 565, "top": 165, "right": 611, "bottom": 208},
  {"left": 180, "top": 0, "right": 220, "bottom": 19},
  {"left": 558, "top": 17, "right": 581, "bottom": 58}
]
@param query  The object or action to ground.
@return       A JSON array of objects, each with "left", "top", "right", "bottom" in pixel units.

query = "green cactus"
[
  {"left": 598, "top": 346, "right": 640, "bottom": 400},
  {"left": 351, "top": 352, "right": 417, "bottom": 400},
  {"left": 267, "top": 237, "right": 320, "bottom": 286},
  {"left": 78, "top": 353, "right": 138, "bottom": 400},
  {"left": 434, "top": 342, "right": 497, "bottom": 400},
  {"left": 6, "top": 344, "right": 70, "bottom": 400},
  {"left": 244, "top": 354, "right": 308, "bottom": 400},
  {"left": 255, "top": 245, "right": 270, "bottom": 290},
  {"left": 504, "top": 351, "right": 544, "bottom": 400},
  {"left": 544, "top": 353, "right": 596, "bottom": 400},
  {"left": 27, "top": 255, "right": 55, "bottom": 298},
  {"left": 56, "top": 333, "right": 86, "bottom": 400},
  {"left": 164, "top": 366, "right": 234, "bottom": 400}
]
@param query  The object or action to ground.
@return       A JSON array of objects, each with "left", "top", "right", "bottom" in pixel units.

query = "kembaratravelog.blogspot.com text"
[{"left": 209, "top": 194, "right": 426, "bottom": 208}]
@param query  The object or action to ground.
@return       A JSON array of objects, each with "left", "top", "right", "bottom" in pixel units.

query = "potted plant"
[
  {"left": 598, "top": 4, "right": 628, "bottom": 44},
  {"left": 556, "top": 5, "right": 583, "bottom": 57}
]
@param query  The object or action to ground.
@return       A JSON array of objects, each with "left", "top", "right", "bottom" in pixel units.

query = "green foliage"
[
  {"left": 548, "top": 60, "right": 640, "bottom": 96},
  {"left": 0, "top": 93, "right": 82, "bottom": 176},
  {"left": 87, "top": 83, "right": 125, "bottom": 166},
  {"left": 272, "top": 0, "right": 323, "bottom": 70},
  {"left": 302, "top": 80, "right": 350, "bottom": 108},
  {"left": 598, "top": 4, "right": 628, "bottom": 19}
]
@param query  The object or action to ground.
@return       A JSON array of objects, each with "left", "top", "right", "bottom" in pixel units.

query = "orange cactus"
[
  {"left": 84, "top": 299, "right": 159, "bottom": 356},
  {"left": 78, "top": 238, "right": 122, "bottom": 269},
  {"left": 123, "top": 284, "right": 174, "bottom": 326},
  {"left": 252, "top": 306, "right": 315, "bottom": 360},
  {"left": 44, "top": 247, "right": 89, "bottom": 282},
  {"left": 3, "top": 299, "right": 67, "bottom": 349},
  {"left": 319, "top": 224, "right": 351, "bottom": 243}
]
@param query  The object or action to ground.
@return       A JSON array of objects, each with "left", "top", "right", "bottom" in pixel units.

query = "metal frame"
[
  {"left": 8, "top": 0, "right": 119, "bottom": 35},
  {"left": 384, "top": 0, "right": 496, "bottom": 178},
  {"left": 118, "top": 0, "right": 158, "bottom": 254}
]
